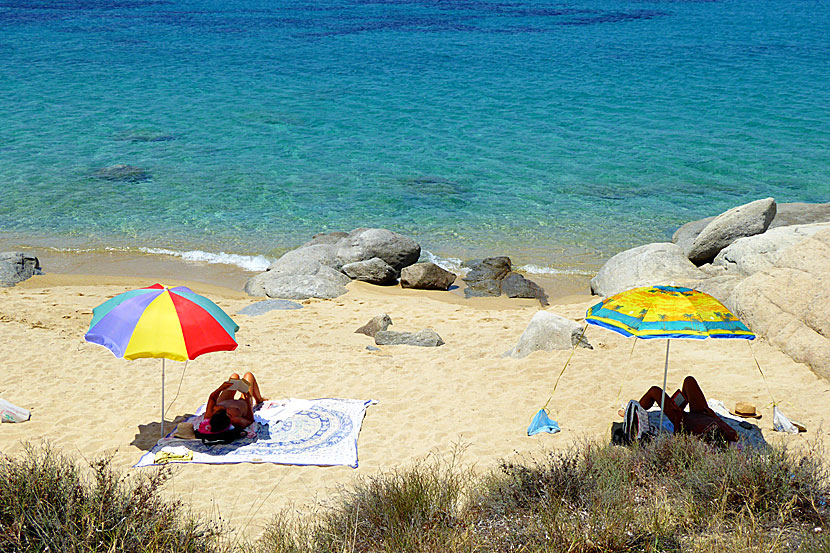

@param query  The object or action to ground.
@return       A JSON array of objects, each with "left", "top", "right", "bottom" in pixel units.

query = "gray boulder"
[
  {"left": 0, "top": 252, "right": 42, "bottom": 287},
  {"left": 590, "top": 243, "right": 706, "bottom": 297},
  {"left": 712, "top": 223, "right": 830, "bottom": 276},
  {"left": 269, "top": 243, "right": 340, "bottom": 272},
  {"left": 504, "top": 311, "right": 592, "bottom": 359},
  {"left": 245, "top": 261, "right": 350, "bottom": 297},
  {"left": 355, "top": 313, "right": 393, "bottom": 337},
  {"left": 341, "top": 257, "right": 398, "bottom": 285},
  {"left": 687, "top": 198, "right": 777, "bottom": 265},
  {"left": 374, "top": 329, "right": 444, "bottom": 347},
  {"left": 250, "top": 274, "right": 347, "bottom": 300},
  {"left": 335, "top": 228, "right": 421, "bottom": 272},
  {"left": 672, "top": 202, "right": 830, "bottom": 251},
  {"left": 462, "top": 257, "right": 512, "bottom": 298},
  {"left": 728, "top": 228, "right": 830, "bottom": 381},
  {"left": 237, "top": 300, "right": 303, "bottom": 316},
  {"left": 400, "top": 263, "right": 457, "bottom": 291},
  {"left": 500, "top": 272, "right": 549, "bottom": 306},
  {"left": 301, "top": 231, "right": 349, "bottom": 248}
]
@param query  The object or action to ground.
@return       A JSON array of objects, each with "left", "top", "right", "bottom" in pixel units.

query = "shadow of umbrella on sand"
[
  {"left": 84, "top": 283, "right": 239, "bottom": 438},
  {"left": 585, "top": 285, "right": 755, "bottom": 432}
]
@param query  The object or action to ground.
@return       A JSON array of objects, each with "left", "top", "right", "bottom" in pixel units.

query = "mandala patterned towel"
[{"left": 135, "top": 398, "right": 376, "bottom": 468}]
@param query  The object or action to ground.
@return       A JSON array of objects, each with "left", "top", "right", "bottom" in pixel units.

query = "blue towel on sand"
[{"left": 527, "top": 408, "right": 560, "bottom": 436}]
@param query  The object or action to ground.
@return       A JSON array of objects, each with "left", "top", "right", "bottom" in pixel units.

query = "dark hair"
[{"left": 209, "top": 408, "right": 231, "bottom": 432}]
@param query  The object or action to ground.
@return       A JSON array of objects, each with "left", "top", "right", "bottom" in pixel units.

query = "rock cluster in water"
[
  {"left": 590, "top": 198, "right": 830, "bottom": 381},
  {"left": 463, "top": 257, "right": 549, "bottom": 306}
]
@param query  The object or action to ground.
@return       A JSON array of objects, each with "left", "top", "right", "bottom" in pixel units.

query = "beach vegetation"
[{"left": 0, "top": 442, "right": 221, "bottom": 553}]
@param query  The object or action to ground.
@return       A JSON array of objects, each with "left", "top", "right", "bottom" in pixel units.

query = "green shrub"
[{"left": 0, "top": 443, "right": 221, "bottom": 553}]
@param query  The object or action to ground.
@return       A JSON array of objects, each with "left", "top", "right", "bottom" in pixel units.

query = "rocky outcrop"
[
  {"left": 335, "top": 228, "right": 421, "bottom": 272},
  {"left": 673, "top": 201, "right": 830, "bottom": 256},
  {"left": 500, "top": 272, "right": 549, "bottom": 306},
  {"left": 0, "top": 252, "right": 42, "bottom": 287},
  {"left": 400, "top": 263, "right": 456, "bottom": 291},
  {"left": 590, "top": 243, "right": 706, "bottom": 297},
  {"left": 355, "top": 313, "right": 393, "bottom": 337},
  {"left": 341, "top": 257, "right": 398, "bottom": 285},
  {"left": 375, "top": 329, "right": 444, "bottom": 347},
  {"left": 727, "top": 229, "right": 830, "bottom": 380},
  {"left": 686, "top": 198, "right": 776, "bottom": 265},
  {"left": 245, "top": 228, "right": 421, "bottom": 299},
  {"left": 504, "top": 311, "right": 592, "bottom": 359},
  {"left": 711, "top": 223, "right": 830, "bottom": 276}
]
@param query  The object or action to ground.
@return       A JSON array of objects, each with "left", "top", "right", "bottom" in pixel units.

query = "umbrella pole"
[
  {"left": 161, "top": 358, "right": 165, "bottom": 439},
  {"left": 659, "top": 339, "right": 670, "bottom": 434}
]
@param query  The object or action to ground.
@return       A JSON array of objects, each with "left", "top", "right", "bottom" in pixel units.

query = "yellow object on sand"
[{"left": 154, "top": 450, "right": 194, "bottom": 465}]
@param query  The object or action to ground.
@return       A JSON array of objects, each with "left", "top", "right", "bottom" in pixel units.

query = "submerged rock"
[{"left": 93, "top": 164, "right": 151, "bottom": 182}]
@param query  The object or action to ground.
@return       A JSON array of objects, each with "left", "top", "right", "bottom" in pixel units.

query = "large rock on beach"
[
  {"left": 246, "top": 273, "right": 347, "bottom": 300},
  {"left": 400, "top": 263, "right": 456, "bottom": 291},
  {"left": 268, "top": 244, "right": 340, "bottom": 272},
  {"left": 93, "top": 164, "right": 151, "bottom": 182},
  {"left": 727, "top": 228, "right": 830, "bottom": 381},
  {"left": 244, "top": 261, "right": 349, "bottom": 297},
  {"left": 462, "top": 257, "right": 512, "bottom": 298},
  {"left": 335, "top": 228, "right": 421, "bottom": 272},
  {"left": 686, "top": 197, "right": 777, "bottom": 265},
  {"left": 374, "top": 329, "right": 444, "bottom": 347},
  {"left": 504, "top": 311, "right": 592, "bottom": 359},
  {"left": 341, "top": 257, "right": 398, "bottom": 285},
  {"left": 0, "top": 252, "right": 42, "bottom": 287},
  {"left": 590, "top": 243, "right": 706, "bottom": 297},
  {"left": 355, "top": 313, "right": 393, "bottom": 337},
  {"left": 500, "top": 272, "right": 549, "bottom": 306},
  {"left": 672, "top": 202, "right": 830, "bottom": 252},
  {"left": 711, "top": 223, "right": 830, "bottom": 276}
]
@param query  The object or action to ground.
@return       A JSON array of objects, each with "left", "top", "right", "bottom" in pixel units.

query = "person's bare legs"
[
  {"left": 638, "top": 386, "right": 684, "bottom": 429},
  {"left": 217, "top": 372, "right": 240, "bottom": 402},
  {"left": 242, "top": 372, "right": 267, "bottom": 404},
  {"left": 681, "top": 376, "right": 710, "bottom": 413}
]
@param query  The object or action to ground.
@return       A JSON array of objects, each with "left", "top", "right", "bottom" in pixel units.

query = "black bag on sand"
[
  {"left": 611, "top": 422, "right": 630, "bottom": 446},
  {"left": 194, "top": 426, "right": 245, "bottom": 446}
]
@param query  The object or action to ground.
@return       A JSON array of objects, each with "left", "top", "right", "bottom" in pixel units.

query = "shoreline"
[{"left": 7, "top": 241, "right": 596, "bottom": 304}]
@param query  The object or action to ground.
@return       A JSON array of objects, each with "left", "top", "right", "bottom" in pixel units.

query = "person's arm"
[{"left": 205, "top": 381, "right": 233, "bottom": 417}]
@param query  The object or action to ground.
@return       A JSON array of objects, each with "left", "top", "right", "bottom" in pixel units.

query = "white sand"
[{"left": 1, "top": 268, "right": 828, "bottom": 536}]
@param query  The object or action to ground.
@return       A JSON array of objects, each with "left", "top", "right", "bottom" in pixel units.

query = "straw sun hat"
[
  {"left": 173, "top": 422, "right": 196, "bottom": 439},
  {"left": 730, "top": 402, "right": 762, "bottom": 419}
]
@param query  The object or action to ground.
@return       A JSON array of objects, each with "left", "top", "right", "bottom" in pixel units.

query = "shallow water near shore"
[{"left": 1, "top": 0, "right": 829, "bottom": 270}]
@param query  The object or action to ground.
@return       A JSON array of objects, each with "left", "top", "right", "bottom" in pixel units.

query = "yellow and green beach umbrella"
[
  {"left": 85, "top": 283, "right": 239, "bottom": 437},
  {"left": 585, "top": 285, "right": 755, "bottom": 431}
]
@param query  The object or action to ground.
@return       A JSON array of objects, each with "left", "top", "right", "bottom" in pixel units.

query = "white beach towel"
[
  {"left": 0, "top": 398, "right": 30, "bottom": 423},
  {"left": 135, "top": 398, "right": 376, "bottom": 468}
]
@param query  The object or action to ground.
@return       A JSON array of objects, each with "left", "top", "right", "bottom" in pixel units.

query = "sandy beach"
[{"left": 1, "top": 252, "right": 828, "bottom": 537}]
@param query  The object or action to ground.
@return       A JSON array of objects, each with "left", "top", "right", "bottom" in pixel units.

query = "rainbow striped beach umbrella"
[
  {"left": 585, "top": 285, "right": 754, "bottom": 431},
  {"left": 85, "top": 283, "right": 239, "bottom": 436}
]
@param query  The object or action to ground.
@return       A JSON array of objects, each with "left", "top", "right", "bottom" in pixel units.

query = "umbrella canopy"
[
  {"left": 85, "top": 283, "right": 238, "bottom": 361},
  {"left": 85, "top": 283, "right": 239, "bottom": 437},
  {"left": 585, "top": 285, "right": 755, "bottom": 340},
  {"left": 585, "top": 285, "right": 754, "bottom": 433}
]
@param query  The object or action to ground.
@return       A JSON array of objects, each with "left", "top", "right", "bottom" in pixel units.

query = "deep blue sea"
[{"left": 1, "top": 0, "right": 828, "bottom": 273}]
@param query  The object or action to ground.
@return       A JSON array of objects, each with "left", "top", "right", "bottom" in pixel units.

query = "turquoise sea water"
[{"left": 1, "top": 0, "right": 828, "bottom": 272}]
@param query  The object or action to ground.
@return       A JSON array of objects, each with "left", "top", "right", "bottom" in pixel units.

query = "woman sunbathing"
[
  {"left": 203, "top": 371, "right": 267, "bottom": 432},
  {"left": 628, "top": 375, "right": 738, "bottom": 443}
]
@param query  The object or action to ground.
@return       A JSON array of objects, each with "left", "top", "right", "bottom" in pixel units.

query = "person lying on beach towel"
[
  {"left": 624, "top": 375, "right": 738, "bottom": 445},
  {"left": 202, "top": 372, "right": 268, "bottom": 433}
]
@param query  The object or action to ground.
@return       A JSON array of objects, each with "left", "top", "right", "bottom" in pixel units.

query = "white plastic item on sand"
[
  {"left": 773, "top": 405, "right": 798, "bottom": 434},
  {"left": 0, "top": 398, "right": 30, "bottom": 423}
]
